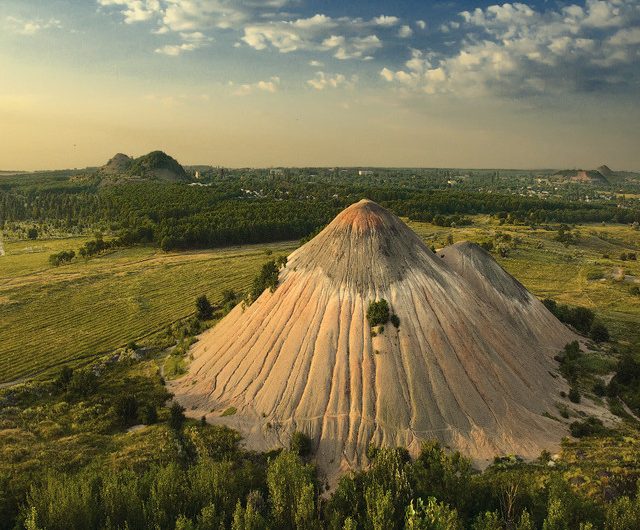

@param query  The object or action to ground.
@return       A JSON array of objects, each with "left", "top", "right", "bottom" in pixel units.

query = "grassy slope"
[
  {"left": 0, "top": 240, "right": 295, "bottom": 383},
  {"left": 1, "top": 217, "right": 638, "bottom": 384}
]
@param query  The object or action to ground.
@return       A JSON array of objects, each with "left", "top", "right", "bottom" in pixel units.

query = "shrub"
[
  {"left": 390, "top": 314, "right": 400, "bottom": 328},
  {"left": 480, "top": 240, "right": 494, "bottom": 252},
  {"left": 114, "top": 394, "right": 139, "bottom": 427},
  {"left": 27, "top": 227, "right": 38, "bottom": 240},
  {"left": 367, "top": 300, "right": 390, "bottom": 327},
  {"left": 55, "top": 366, "right": 74, "bottom": 390},
  {"left": 630, "top": 286, "right": 640, "bottom": 296},
  {"left": 543, "top": 299, "right": 595, "bottom": 335},
  {"left": 570, "top": 417, "right": 606, "bottom": 438},
  {"left": 141, "top": 404, "right": 158, "bottom": 425},
  {"left": 168, "top": 402, "right": 186, "bottom": 431},
  {"left": 589, "top": 321, "right": 610, "bottom": 343},
  {"left": 196, "top": 295, "right": 214, "bottom": 320},
  {"left": 586, "top": 269, "right": 604, "bottom": 281},
  {"left": 568, "top": 387, "right": 581, "bottom": 403},
  {"left": 49, "top": 250, "right": 75, "bottom": 267},
  {"left": 247, "top": 257, "right": 287, "bottom": 303},
  {"left": 592, "top": 380, "right": 607, "bottom": 397},
  {"left": 556, "top": 341, "right": 582, "bottom": 384},
  {"left": 221, "top": 289, "right": 239, "bottom": 313},
  {"left": 290, "top": 431, "right": 313, "bottom": 457},
  {"left": 221, "top": 407, "right": 237, "bottom": 417},
  {"left": 67, "top": 369, "right": 98, "bottom": 398}
]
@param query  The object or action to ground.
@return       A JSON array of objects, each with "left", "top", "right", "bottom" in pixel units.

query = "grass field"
[
  {"left": 0, "top": 239, "right": 295, "bottom": 383},
  {"left": 1, "top": 217, "right": 638, "bottom": 384}
]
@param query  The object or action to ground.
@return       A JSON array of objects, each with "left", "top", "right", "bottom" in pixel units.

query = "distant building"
[{"left": 358, "top": 170, "right": 374, "bottom": 176}]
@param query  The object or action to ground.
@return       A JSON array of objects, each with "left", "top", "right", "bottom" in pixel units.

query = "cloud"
[
  {"left": 398, "top": 25, "right": 413, "bottom": 38},
  {"left": 241, "top": 15, "right": 383, "bottom": 59},
  {"left": 4, "top": 16, "right": 62, "bottom": 35},
  {"left": 98, "top": 0, "right": 160, "bottom": 24},
  {"left": 306, "top": 71, "right": 357, "bottom": 90},
  {"left": 416, "top": 20, "right": 426, "bottom": 30},
  {"left": 99, "top": 1, "right": 414, "bottom": 62},
  {"left": 231, "top": 76, "right": 280, "bottom": 96},
  {"left": 373, "top": 15, "right": 400, "bottom": 27},
  {"left": 155, "top": 30, "right": 211, "bottom": 55},
  {"left": 381, "top": 0, "right": 640, "bottom": 98},
  {"left": 328, "top": 35, "right": 381, "bottom": 60}
]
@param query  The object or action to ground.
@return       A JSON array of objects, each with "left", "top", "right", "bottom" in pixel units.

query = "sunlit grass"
[{"left": 0, "top": 240, "right": 295, "bottom": 383}]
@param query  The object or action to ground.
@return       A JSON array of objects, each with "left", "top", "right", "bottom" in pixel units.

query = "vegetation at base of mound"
[
  {"left": 2, "top": 350, "right": 640, "bottom": 529},
  {"left": 543, "top": 299, "right": 610, "bottom": 342},
  {"left": 607, "top": 354, "right": 640, "bottom": 415},
  {"left": 246, "top": 256, "right": 287, "bottom": 304}
]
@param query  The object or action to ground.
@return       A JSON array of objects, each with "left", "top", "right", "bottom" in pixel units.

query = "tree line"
[{"left": 2, "top": 177, "right": 639, "bottom": 252}]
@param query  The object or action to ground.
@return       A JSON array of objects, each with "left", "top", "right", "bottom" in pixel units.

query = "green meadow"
[{"left": 0, "top": 239, "right": 296, "bottom": 383}]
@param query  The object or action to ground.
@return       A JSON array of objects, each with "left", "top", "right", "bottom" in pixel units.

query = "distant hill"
[
  {"left": 553, "top": 165, "right": 640, "bottom": 185},
  {"left": 98, "top": 151, "right": 188, "bottom": 185},
  {"left": 553, "top": 168, "right": 609, "bottom": 184},
  {"left": 99, "top": 153, "right": 134, "bottom": 175},
  {"left": 597, "top": 165, "right": 614, "bottom": 179}
]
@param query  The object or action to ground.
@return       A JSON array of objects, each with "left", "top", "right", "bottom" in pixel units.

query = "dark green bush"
[
  {"left": 570, "top": 417, "right": 606, "bottom": 438},
  {"left": 590, "top": 321, "right": 610, "bottom": 343},
  {"left": 290, "top": 431, "right": 313, "bottom": 458},
  {"left": 247, "top": 257, "right": 287, "bottom": 304},
  {"left": 568, "top": 387, "right": 581, "bottom": 403},
  {"left": 169, "top": 402, "right": 186, "bottom": 431},
  {"left": 141, "top": 403, "right": 158, "bottom": 425},
  {"left": 67, "top": 369, "right": 98, "bottom": 398},
  {"left": 196, "top": 295, "right": 214, "bottom": 320},
  {"left": 367, "top": 300, "right": 390, "bottom": 327},
  {"left": 114, "top": 394, "right": 139, "bottom": 427}
]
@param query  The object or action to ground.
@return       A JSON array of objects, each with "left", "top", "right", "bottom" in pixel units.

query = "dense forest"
[{"left": 1, "top": 167, "right": 639, "bottom": 251}]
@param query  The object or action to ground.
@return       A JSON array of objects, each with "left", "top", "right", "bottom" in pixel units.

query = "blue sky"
[{"left": 1, "top": 1, "right": 639, "bottom": 169}]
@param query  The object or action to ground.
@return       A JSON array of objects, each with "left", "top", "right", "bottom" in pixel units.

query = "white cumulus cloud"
[
  {"left": 231, "top": 76, "right": 280, "bottom": 96},
  {"left": 381, "top": 0, "right": 640, "bottom": 98},
  {"left": 306, "top": 71, "right": 357, "bottom": 90}
]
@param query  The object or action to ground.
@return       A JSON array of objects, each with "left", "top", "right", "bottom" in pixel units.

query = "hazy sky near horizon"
[{"left": 1, "top": 0, "right": 639, "bottom": 170}]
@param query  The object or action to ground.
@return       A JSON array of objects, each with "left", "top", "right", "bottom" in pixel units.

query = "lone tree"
[
  {"left": 168, "top": 402, "right": 186, "bottom": 431},
  {"left": 196, "top": 295, "right": 214, "bottom": 320},
  {"left": 590, "top": 321, "right": 610, "bottom": 343},
  {"left": 114, "top": 394, "right": 139, "bottom": 427},
  {"left": 367, "top": 300, "right": 390, "bottom": 327}
]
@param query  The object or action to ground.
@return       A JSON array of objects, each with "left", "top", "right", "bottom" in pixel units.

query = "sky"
[{"left": 0, "top": 0, "right": 639, "bottom": 170}]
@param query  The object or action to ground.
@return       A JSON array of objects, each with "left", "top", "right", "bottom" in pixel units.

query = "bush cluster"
[{"left": 543, "top": 299, "right": 609, "bottom": 342}]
